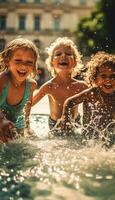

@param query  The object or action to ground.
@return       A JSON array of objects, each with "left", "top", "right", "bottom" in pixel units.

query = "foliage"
[{"left": 76, "top": 0, "right": 115, "bottom": 56}]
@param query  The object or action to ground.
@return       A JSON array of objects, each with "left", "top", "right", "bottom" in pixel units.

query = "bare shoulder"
[
  {"left": 73, "top": 79, "right": 88, "bottom": 90},
  {"left": 38, "top": 78, "right": 53, "bottom": 92},
  {"left": 81, "top": 87, "right": 97, "bottom": 99},
  {"left": 32, "top": 79, "right": 54, "bottom": 105},
  {"left": 75, "top": 80, "right": 88, "bottom": 86},
  {"left": 32, "top": 79, "right": 53, "bottom": 99}
]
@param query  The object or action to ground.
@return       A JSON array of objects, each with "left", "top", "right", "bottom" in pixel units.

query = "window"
[
  {"left": 0, "top": 16, "right": 6, "bottom": 30},
  {"left": 0, "top": 39, "right": 5, "bottom": 52},
  {"left": 53, "top": 0, "right": 62, "bottom": 3},
  {"left": 20, "top": 0, "right": 26, "bottom": 3},
  {"left": 34, "top": 0, "right": 41, "bottom": 3},
  {"left": 34, "top": 39, "right": 41, "bottom": 49},
  {"left": 54, "top": 17, "right": 60, "bottom": 31},
  {"left": 34, "top": 16, "right": 40, "bottom": 31},
  {"left": 19, "top": 15, "right": 26, "bottom": 30},
  {"left": 79, "top": 0, "right": 86, "bottom": 5}
]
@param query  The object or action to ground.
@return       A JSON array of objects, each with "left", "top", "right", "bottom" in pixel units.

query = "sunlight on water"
[
  {"left": 30, "top": 114, "right": 49, "bottom": 139},
  {"left": 0, "top": 114, "right": 115, "bottom": 200}
]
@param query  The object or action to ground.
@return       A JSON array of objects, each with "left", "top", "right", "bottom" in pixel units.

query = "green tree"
[{"left": 76, "top": 0, "right": 115, "bottom": 56}]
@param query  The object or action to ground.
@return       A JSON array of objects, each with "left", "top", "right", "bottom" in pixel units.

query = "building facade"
[{"left": 0, "top": 0, "right": 97, "bottom": 80}]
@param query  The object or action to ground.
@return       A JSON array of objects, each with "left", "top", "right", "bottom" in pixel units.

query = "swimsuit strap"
[
  {"left": 0, "top": 80, "right": 30, "bottom": 112},
  {"left": 19, "top": 80, "right": 30, "bottom": 109},
  {"left": 0, "top": 80, "right": 31, "bottom": 130}
]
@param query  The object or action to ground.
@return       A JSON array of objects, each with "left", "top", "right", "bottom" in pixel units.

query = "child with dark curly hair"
[{"left": 55, "top": 51, "right": 115, "bottom": 140}]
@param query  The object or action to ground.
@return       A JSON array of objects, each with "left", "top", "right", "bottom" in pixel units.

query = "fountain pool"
[{"left": 0, "top": 113, "right": 115, "bottom": 200}]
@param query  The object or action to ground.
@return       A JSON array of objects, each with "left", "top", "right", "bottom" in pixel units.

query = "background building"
[{"left": 0, "top": 0, "right": 97, "bottom": 82}]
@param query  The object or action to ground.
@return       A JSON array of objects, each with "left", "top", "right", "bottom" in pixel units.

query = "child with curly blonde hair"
[
  {"left": 56, "top": 51, "right": 115, "bottom": 139},
  {"left": 32, "top": 37, "right": 88, "bottom": 129},
  {"left": 0, "top": 38, "right": 39, "bottom": 142}
]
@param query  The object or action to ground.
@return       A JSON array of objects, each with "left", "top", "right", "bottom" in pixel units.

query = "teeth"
[
  {"left": 17, "top": 71, "right": 27, "bottom": 77},
  {"left": 105, "top": 83, "right": 111, "bottom": 86},
  {"left": 19, "top": 71, "right": 26, "bottom": 73},
  {"left": 104, "top": 84, "right": 112, "bottom": 88},
  {"left": 18, "top": 70, "right": 26, "bottom": 74}
]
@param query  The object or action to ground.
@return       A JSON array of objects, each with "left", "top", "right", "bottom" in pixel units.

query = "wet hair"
[
  {"left": 45, "top": 37, "right": 83, "bottom": 77},
  {"left": 0, "top": 38, "right": 39, "bottom": 75},
  {"left": 86, "top": 51, "right": 115, "bottom": 86}
]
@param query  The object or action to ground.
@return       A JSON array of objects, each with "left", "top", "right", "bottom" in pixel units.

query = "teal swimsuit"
[{"left": 0, "top": 80, "right": 30, "bottom": 130}]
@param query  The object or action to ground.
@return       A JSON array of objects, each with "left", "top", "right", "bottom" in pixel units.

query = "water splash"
[{"left": 0, "top": 114, "right": 115, "bottom": 199}]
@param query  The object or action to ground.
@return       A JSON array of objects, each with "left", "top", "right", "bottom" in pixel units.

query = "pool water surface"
[{"left": 0, "top": 114, "right": 115, "bottom": 200}]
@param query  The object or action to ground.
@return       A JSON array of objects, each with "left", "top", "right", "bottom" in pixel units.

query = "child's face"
[
  {"left": 8, "top": 48, "right": 35, "bottom": 82},
  {"left": 51, "top": 45, "right": 76, "bottom": 75},
  {"left": 95, "top": 66, "right": 115, "bottom": 94}
]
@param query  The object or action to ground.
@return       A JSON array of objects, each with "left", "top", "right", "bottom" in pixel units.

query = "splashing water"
[{"left": 0, "top": 114, "right": 115, "bottom": 200}]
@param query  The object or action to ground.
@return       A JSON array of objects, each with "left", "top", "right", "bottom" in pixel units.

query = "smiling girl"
[{"left": 0, "top": 38, "right": 39, "bottom": 142}]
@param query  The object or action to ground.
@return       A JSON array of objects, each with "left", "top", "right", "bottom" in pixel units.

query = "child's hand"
[
  {"left": 49, "top": 118, "right": 75, "bottom": 137},
  {"left": 0, "top": 118, "right": 15, "bottom": 143},
  {"left": 55, "top": 118, "right": 74, "bottom": 131}
]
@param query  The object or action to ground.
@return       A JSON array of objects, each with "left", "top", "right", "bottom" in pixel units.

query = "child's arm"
[
  {"left": 0, "top": 74, "right": 15, "bottom": 142},
  {"left": 25, "top": 80, "right": 37, "bottom": 129},
  {"left": 55, "top": 88, "right": 91, "bottom": 131},
  {"left": 32, "top": 82, "right": 51, "bottom": 106},
  {"left": 0, "top": 111, "right": 15, "bottom": 143},
  {"left": 62, "top": 88, "right": 90, "bottom": 121}
]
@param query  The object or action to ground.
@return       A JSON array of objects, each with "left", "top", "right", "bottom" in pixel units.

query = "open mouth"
[
  {"left": 59, "top": 61, "right": 68, "bottom": 67},
  {"left": 103, "top": 83, "right": 112, "bottom": 89},
  {"left": 17, "top": 70, "right": 27, "bottom": 77}
]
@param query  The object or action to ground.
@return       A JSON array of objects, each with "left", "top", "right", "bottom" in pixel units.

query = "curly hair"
[
  {"left": 0, "top": 38, "right": 39, "bottom": 76},
  {"left": 45, "top": 37, "right": 83, "bottom": 77},
  {"left": 86, "top": 51, "right": 115, "bottom": 86}
]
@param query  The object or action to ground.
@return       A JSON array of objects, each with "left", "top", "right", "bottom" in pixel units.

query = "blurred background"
[{"left": 0, "top": 0, "right": 115, "bottom": 86}]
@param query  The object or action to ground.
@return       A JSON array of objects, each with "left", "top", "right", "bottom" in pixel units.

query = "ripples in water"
[{"left": 0, "top": 114, "right": 115, "bottom": 200}]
